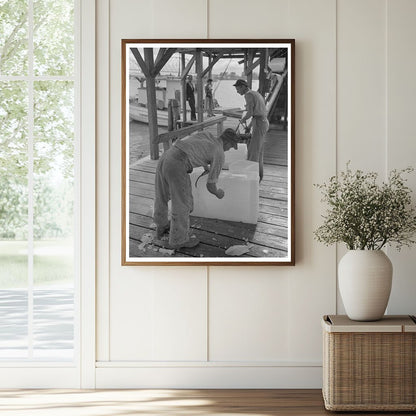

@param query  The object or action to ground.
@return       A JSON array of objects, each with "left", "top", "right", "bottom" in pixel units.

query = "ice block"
[
  {"left": 229, "top": 159, "right": 259, "bottom": 174},
  {"left": 190, "top": 161, "right": 259, "bottom": 224},
  {"left": 222, "top": 143, "right": 247, "bottom": 169}
]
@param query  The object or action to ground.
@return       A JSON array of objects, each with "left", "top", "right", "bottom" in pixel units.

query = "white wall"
[{"left": 95, "top": 0, "right": 416, "bottom": 388}]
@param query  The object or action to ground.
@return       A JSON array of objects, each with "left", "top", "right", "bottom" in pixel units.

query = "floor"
[
  {"left": 0, "top": 389, "right": 413, "bottom": 415},
  {"left": 128, "top": 117, "right": 289, "bottom": 259}
]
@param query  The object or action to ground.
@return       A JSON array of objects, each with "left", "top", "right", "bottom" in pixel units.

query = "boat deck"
[{"left": 128, "top": 119, "right": 289, "bottom": 259}]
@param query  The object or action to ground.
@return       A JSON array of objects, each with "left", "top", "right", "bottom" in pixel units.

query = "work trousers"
[
  {"left": 247, "top": 116, "right": 269, "bottom": 180},
  {"left": 187, "top": 95, "right": 196, "bottom": 120},
  {"left": 205, "top": 96, "right": 214, "bottom": 116},
  {"left": 154, "top": 147, "right": 194, "bottom": 247}
]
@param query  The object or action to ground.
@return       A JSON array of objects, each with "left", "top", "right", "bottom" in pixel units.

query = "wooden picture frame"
[{"left": 122, "top": 39, "right": 295, "bottom": 265}]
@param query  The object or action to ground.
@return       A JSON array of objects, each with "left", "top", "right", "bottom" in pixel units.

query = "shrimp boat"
[
  {"left": 129, "top": 75, "right": 181, "bottom": 127},
  {"left": 129, "top": 105, "right": 170, "bottom": 127},
  {"left": 129, "top": 73, "right": 238, "bottom": 127}
]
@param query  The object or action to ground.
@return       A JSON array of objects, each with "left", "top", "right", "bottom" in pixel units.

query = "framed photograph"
[{"left": 122, "top": 39, "right": 295, "bottom": 265}]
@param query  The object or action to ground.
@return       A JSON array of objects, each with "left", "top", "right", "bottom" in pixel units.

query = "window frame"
[{"left": 0, "top": 0, "right": 96, "bottom": 388}]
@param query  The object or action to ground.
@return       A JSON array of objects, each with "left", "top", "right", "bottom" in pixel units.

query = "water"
[
  {"left": 212, "top": 79, "right": 259, "bottom": 109},
  {"left": 128, "top": 80, "right": 260, "bottom": 163}
]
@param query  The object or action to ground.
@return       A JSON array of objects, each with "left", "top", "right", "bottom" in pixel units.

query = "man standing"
[
  {"left": 186, "top": 75, "right": 196, "bottom": 121},
  {"left": 205, "top": 78, "right": 214, "bottom": 117},
  {"left": 154, "top": 128, "right": 240, "bottom": 250},
  {"left": 233, "top": 79, "right": 269, "bottom": 181}
]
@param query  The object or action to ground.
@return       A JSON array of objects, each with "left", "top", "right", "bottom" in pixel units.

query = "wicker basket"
[{"left": 322, "top": 315, "right": 416, "bottom": 411}]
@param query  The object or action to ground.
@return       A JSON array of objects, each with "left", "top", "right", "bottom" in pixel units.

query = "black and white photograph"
[{"left": 122, "top": 40, "right": 295, "bottom": 265}]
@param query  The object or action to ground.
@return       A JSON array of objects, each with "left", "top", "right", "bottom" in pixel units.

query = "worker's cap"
[
  {"left": 233, "top": 79, "right": 248, "bottom": 87},
  {"left": 207, "top": 78, "right": 213, "bottom": 82},
  {"left": 220, "top": 128, "right": 240, "bottom": 149}
]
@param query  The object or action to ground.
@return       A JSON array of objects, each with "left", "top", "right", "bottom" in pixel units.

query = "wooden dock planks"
[{"left": 128, "top": 123, "right": 289, "bottom": 259}]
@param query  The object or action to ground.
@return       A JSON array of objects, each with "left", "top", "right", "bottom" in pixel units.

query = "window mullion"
[
  {"left": 27, "top": 0, "right": 34, "bottom": 360},
  {"left": 0, "top": 76, "right": 75, "bottom": 81}
]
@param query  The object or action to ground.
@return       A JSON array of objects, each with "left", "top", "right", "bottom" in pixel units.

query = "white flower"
[{"left": 314, "top": 164, "right": 416, "bottom": 250}]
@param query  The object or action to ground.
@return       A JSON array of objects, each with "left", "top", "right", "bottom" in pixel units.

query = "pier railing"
[{"left": 158, "top": 115, "right": 227, "bottom": 147}]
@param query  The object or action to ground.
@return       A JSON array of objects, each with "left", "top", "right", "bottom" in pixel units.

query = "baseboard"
[
  {"left": 0, "top": 364, "right": 323, "bottom": 389},
  {"left": 95, "top": 364, "right": 323, "bottom": 389},
  {"left": 0, "top": 367, "right": 80, "bottom": 388}
]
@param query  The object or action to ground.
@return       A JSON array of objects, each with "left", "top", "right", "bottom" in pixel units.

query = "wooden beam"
[
  {"left": 258, "top": 49, "right": 267, "bottom": 97},
  {"left": 265, "top": 48, "right": 270, "bottom": 70},
  {"left": 152, "top": 48, "right": 176, "bottom": 76},
  {"left": 143, "top": 48, "right": 159, "bottom": 160},
  {"left": 130, "top": 48, "right": 150, "bottom": 78},
  {"left": 265, "top": 70, "right": 287, "bottom": 116},
  {"left": 164, "top": 99, "right": 177, "bottom": 152},
  {"left": 181, "top": 53, "right": 187, "bottom": 122},
  {"left": 154, "top": 48, "right": 166, "bottom": 66},
  {"left": 207, "top": 55, "right": 212, "bottom": 80},
  {"left": 238, "top": 52, "right": 261, "bottom": 65},
  {"left": 201, "top": 52, "right": 224, "bottom": 78},
  {"left": 246, "top": 58, "right": 260, "bottom": 74},
  {"left": 195, "top": 49, "right": 204, "bottom": 123},
  {"left": 158, "top": 115, "right": 227, "bottom": 143},
  {"left": 181, "top": 55, "right": 195, "bottom": 80},
  {"left": 246, "top": 49, "right": 255, "bottom": 89}
]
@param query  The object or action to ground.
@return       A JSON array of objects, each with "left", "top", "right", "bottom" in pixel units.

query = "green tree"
[
  {"left": 0, "top": 0, "right": 28, "bottom": 75},
  {"left": 33, "top": 0, "right": 74, "bottom": 76},
  {"left": 0, "top": 0, "right": 74, "bottom": 240},
  {"left": 0, "top": 177, "right": 27, "bottom": 238}
]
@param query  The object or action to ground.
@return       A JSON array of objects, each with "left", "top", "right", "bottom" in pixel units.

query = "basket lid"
[{"left": 322, "top": 315, "right": 416, "bottom": 333}]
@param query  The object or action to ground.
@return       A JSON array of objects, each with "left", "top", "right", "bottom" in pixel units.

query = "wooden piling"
[
  {"left": 258, "top": 49, "right": 267, "bottom": 97},
  {"left": 165, "top": 99, "right": 180, "bottom": 151},
  {"left": 247, "top": 49, "right": 254, "bottom": 89},
  {"left": 181, "top": 53, "right": 187, "bottom": 123},
  {"left": 195, "top": 49, "right": 204, "bottom": 125},
  {"left": 144, "top": 48, "right": 159, "bottom": 160}
]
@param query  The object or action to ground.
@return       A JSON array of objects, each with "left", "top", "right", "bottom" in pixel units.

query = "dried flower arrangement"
[{"left": 314, "top": 164, "right": 416, "bottom": 250}]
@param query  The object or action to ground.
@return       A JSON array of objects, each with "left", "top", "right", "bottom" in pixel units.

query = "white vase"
[{"left": 338, "top": 250, "right": 393, "bottom": 321}]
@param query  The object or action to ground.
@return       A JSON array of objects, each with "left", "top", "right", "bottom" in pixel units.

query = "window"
[{"left": 0, "top": 0, "right": 78, "bottom": 362}]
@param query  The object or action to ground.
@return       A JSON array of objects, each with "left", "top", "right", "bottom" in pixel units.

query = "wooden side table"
[{"left": 322, "top": 315, "right": 416, "bottom": 411}]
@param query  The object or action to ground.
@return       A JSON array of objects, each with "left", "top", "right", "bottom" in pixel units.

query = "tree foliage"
[
  {"left": 0, "top": 0, "right": 28, "bottom": 75},
  {"left": 0, "top": 0, "right": 74, "bottom": 240},
  {"left": 33, "top": 0, "right": 74, "bottom": 76}
]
